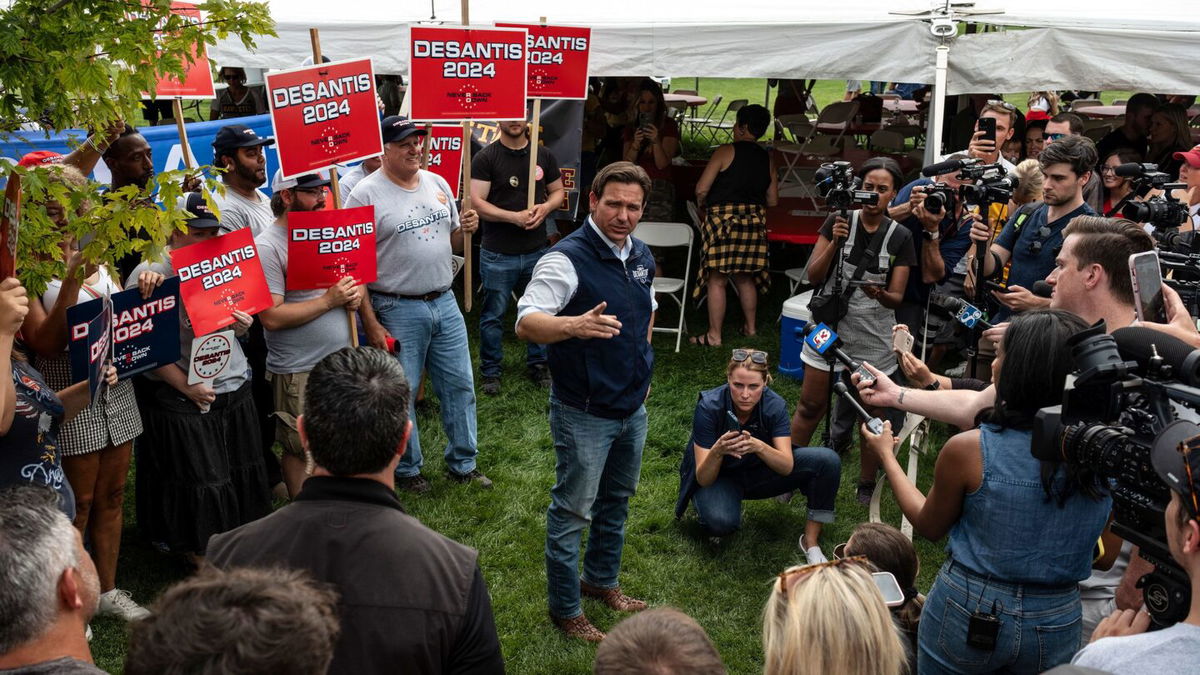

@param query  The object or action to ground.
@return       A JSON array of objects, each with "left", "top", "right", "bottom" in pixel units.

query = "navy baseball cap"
[
  {"left": 178, "top": 192, "right": 221, "bottom": 229},
  {"left": 1151, "top": 420, "right": 1200, "bottom": 520},
  {"left": 271, "top": 168, "right": 331, "bottom": 191},
  {"left": 212, "top": 124, "right": 276, "bottom": 154},
  {"left": 381, "top": 116, "right": 427, "bottom": 144}
]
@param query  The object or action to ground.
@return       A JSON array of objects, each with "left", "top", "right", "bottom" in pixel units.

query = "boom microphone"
[
  {"left": 1112, "top": 326, "right": 1200, "bottom": 387},
  {"left": 922, "top": 158, "right": 973, "bottom": 177}
]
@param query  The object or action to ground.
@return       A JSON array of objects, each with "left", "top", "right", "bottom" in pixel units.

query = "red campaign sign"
[
  {"left": 495, "top": 24, "right": 591, "bottom": 100},
  {"left": 0, "top": 174, "right": 19, "bottom": 280},
  {"left": 425, "top": 125, "right": 465, "bottom": 198},
  {"left": 267, "top": 58, "right": 383, "bottom": 180},
  {"left": 409, "top": 26, "right": 528, "bottom": 121},
  {"left": 170, "top": 228, "right": 273, "bottom": 336},
  {"left": 286, "top": 206, "right": 378, "bottom": 291},
  {"left": 151, "top": 3, "right": 216, "bottom": 99}
]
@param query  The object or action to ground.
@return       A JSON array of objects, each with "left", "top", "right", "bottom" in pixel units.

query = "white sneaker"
[
  {"left": 85, "top": 624, "right": 93, "bottom": 642},
  {"left": 799, "top": 535, "right": 828, "bottom": 565},
  {"left": 97, "top": 589, "right": 150, "bottom": 621}
]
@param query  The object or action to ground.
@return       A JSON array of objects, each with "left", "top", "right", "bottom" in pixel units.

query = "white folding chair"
[
  {"left": 635, "top": 222, "right": 694, "bottom": 353},
  {"left": 703, "top": 98, "right": 748, "bottom": 145},
  {"left": 1070, "top": 99, "right": 1103, "bottom": 110}
]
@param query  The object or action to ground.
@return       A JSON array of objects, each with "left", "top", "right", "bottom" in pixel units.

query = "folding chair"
[
  {"left": 869, "top": 128, "right": 907, "bottom": 153},
  {"left": 1111, "top": 98, "right": 1129, "bottom": 107},
  {"left": 703, "top": 98, "right": 747, "bottom": 145},
  {"left": 1070, "top": 99, "right": 1102, "bottom": 110},
  {"left": 683, "top": 95, "right": 723, "bottom": 136},
  {"left": 635, "top": 222, "right": 694, "bottom": 352},
  {"left": 810, "top": 100, "right": 860, "bottom": 149}
]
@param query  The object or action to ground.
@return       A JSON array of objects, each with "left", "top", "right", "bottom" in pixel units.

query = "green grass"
[{"left": 89, "top": 278, "right": 952, "bottom": 674}]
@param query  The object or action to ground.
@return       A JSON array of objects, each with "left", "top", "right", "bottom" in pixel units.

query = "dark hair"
[
  {"left": 1062, "top": 216, "right": 1154, "bottom": 305},
  {"left": 594, "top": 607, "right": 726, "bottom": 675},
  {"left": 270, "top": 191, "right": 287, "bottom": 218},
  {"left": 100, "top": 124, "right": 141, "bottom": 160},
  {"left": 1024, "top": 119, "right": 1048, "bottom": 137},
  {"left": 857, "top": 156, "right": 903, "bottom": 193},
  {"left": 303, "top": 347, "right": 411, "bottom": 475},
  {"left": 1039, "top": 134, "right": 1098, "bottom": 177},
  {"left": 1049, "top": 112, "right": 1085, "bottom": 135},
  {"left": 989, "top": 310, "right": 1087, "bottom": 430},
  {"left": 1126, "top": 93, "right": 1160, "bottom": 115},
  {"left": 634, "top": 78, "right": 668, "bottom": 128},
  {"left": 124, "top": 567, "right": 340, "bottom": 675},
  {"left": 591, "top": 161, "right": 652, "bottom": 205},
  {"left": 1104, "top": 147, "right": 1144, "bottom": 167},
  {"left": 736, "top": 104, "right": 771, "bottom": 139},
  {"left": 844, "top": 522, "right": 923, "bottom": 639}
]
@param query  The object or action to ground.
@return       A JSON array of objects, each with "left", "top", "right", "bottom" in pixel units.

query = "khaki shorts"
[{"left": 268, "top": 371, "right": 308, "bottom": 458}]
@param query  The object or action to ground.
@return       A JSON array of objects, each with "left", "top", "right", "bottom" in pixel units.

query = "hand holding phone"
[
  {"left": 1130, "top": 251, "right": 1167, "bottom": 323},
  {"left": 978, "top": 116, "right": 997, "bottom": 146},
  {"left": 892, "top": 327, "right": 914, "bottom": 355},
  {"left": 725, "top": 410, "right": 741, "bottom": 434}
]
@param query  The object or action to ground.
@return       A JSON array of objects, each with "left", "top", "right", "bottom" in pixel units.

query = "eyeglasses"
[
  {"left": 1179, "top": 435, "right": 1200, "bottom": 522},
  {"left": 1100, "top": 166, "right": 1117, "bottom": 175},
  {"left": 1046, "top": 132, "right": 1068, "bottom": 141},
  {"left": 1028, "top": 225, "right": 1054, "bottom": 255},
  {"left": 776, "top": 556, "right": 869, "bottom": 600},
  {"left": 731, "top": 349, "right": 768, "bottom": 364}
]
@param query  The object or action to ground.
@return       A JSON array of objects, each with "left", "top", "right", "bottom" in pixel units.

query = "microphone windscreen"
[
  {"left": 1113, "top": 162, "right": 1146, "bottom": 178},
  {"left": 1032, "top": 281, "right": 1054, "bottom": 298},
  {"left": 1112, "top": 326, "right": 1200, "bottom": 386},
  {"left": 921, "top": 159, "right": 964, "bottom": 177}
]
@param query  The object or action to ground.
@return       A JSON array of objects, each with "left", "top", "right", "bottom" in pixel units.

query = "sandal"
[{"left": 689, "top": 333, "right": 720, "bottom": 347}]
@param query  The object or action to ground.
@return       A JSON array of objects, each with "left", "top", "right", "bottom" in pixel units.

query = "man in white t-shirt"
[
  {"left": 942, "top": 99, "right": 1018, "bottom": 173},
  {"left": 210, "top": 124, "right": 276, "bottom": 236}
]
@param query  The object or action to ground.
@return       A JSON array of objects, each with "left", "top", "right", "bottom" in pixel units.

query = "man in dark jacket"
[{"left": 208, "top": 347, "right": 504, "bottom": 674}]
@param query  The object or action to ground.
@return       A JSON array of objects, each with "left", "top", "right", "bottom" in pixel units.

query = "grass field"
[{"left": 88, "top": 277, "right": 952, "bottom": 674}]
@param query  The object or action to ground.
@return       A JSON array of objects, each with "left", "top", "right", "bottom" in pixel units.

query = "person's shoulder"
[
  {"left": 1073, "top": 626, "right": 1193, "bottom": 669},
  {"left": 697, "top": 384, "right": 729, "bottom": 408},
  {"left": 419, "top": 169, "right": 453, "bottom": 193}
]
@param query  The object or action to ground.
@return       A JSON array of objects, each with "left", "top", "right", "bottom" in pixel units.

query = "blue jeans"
[
  {"left": 479, "top": 247, "right": 547, "bottom": 379},
  {"left": 545, "top": 397, "right": 647, "bottom": 619},
  {"left": 918, "top": 559, "right": 1083, "bottom": 674},
  {"left": 692, "top": 447, "right": 840, "bottom": 537},
  {"left": 370, "top": 291, "right": 477, "bottom": 478}
]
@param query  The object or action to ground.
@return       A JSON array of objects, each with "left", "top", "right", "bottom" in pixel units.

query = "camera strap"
[{"left": 835, "top": 214, "right": 894, "bottom": 295}]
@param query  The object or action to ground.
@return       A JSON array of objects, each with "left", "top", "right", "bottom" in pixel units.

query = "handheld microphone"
[
  {"left": 833, "top": 381, "right": 885, "bottom": 435},
  {"left": 921, "top": 158, "right": 971, "bottom": 177},
  {"left": 929, "top": 293, "right": 994, "bottom": 330},
  {"left": 798, "top": 323, "right": 877, "bottom": 384},
  {"left": 1031, "top": 280, "right": 1053, "bottom": 299},
  {"left": 1112, "top": 326, "right": 1200, "bottom": 386}
]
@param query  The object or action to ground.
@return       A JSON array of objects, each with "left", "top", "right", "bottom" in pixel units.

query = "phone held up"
[
  {"left": 892, "top": 327, "right": 914, "bottom": 355},
  {"left": 978, "top": 116, "right": 997, "bottom": 145},
  {"left": 1129, "top": 250, "right": 1167, "bottom": 323}
]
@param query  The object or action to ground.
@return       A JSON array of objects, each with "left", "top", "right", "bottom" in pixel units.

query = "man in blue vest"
[{"left": 516, "top": 162, "right": 657, "bottom": 642}]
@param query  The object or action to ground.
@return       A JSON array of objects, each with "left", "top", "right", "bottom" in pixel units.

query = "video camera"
[
  {"left": 1116, "top": 162, "right": 1190, "bottom": 230},
  {"left": 1032, "top": 322, "right": 1200, "bottom": 626},
  {"left": 919, "top": 158, "right": 1018, "bottom": 213},
  {"left": 814, "top": 161, "right": 879, "bottom": 213}
]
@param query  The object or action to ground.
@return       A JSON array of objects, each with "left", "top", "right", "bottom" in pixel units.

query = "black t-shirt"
[
  {"left": 0, "top": 360, "right": 74, "bottom": 519},
  {"left": 472, "top": 140, "right": 561, "bottom": 255}
]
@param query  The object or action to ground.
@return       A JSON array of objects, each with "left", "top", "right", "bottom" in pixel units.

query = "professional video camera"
[
  {"left": 919, "top": 158, "right": 1019, "bottom": 211},
  {"left": 1032, "top": 322, "right": 1200, "bottom": 626},
  {"left": 1116, "top": 162, "right": 1190, "bottom": 230},
  {"left": 814, "top": 161, "right": 880, "bottom": 213}
]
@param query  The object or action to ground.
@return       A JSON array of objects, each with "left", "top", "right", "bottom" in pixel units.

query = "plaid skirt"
[
  {"left": 693, "top": 202, "right": 771, "bottom": 299},
  {"left": 36, "top": 353, "right": 143, "bottom": 457}
]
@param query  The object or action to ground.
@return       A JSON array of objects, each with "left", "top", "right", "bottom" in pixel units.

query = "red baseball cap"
[
  {"left": 1173, "top": 145, "right": 1200, "bottom": 169},
  {"left": 17, "top": 150, "right": 62, "bottom": 167}
]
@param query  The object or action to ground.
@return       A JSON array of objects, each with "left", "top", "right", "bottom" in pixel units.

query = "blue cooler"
[{"left": 779, "top": 291, "right": 812, "bottom": 380}]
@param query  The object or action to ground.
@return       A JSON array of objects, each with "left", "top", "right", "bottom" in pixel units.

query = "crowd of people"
[{"left": 2, "top": 77, "right": 1200, "bottom": 675}]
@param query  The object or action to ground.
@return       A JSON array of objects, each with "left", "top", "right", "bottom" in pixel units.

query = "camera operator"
[
  {"left": 1069, "top": 437, "right": 1200, "bottom": 672},
  {"left": 971, "top": 135, "right": 1098, "bottom": 322},
  {"left": 862, "top": 310, "right": 1112, "bottom": 673},
  {"left": 792, "top": 157, "right": 915, "bottom": 504},
  {"left": 945, "top": 100, "right": 1019, "bottom": 172}
]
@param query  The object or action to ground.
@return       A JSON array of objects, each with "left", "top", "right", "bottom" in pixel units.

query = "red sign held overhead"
[
  {"left": 495, "top": 24, "right": 591, "bottom": 100},
  {"left": 425, "top": 125, "right": 466, "bottom": 198},
  {"left": 171, "top": 228, "right": 273, "bottom": 336},
  {"left": 409, "top": 26, "right": 528, "bottom": 121},
  {"left": 151, "top": 2, "right": 217, "bottom": 99},
  {"left": 0, "top": 174, "right": 19, "bottom": 280},
  {"left": 266, "top": 58, "right": 383, "bottom": 180},
  {"left": 286, "top": 206, "right": 378, "bottom": 291}
]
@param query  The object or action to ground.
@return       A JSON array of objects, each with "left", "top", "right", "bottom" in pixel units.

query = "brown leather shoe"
[
  {"left": 580, "top": 580, "right": 647, "bottom": 612},
  {"left": 550, "top": 613, "right": 606, "bottom": 642}
]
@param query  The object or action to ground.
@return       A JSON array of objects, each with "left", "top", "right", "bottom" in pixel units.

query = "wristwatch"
[
  {"left": 923, "top": 229, "right": 940, "bottom": 241},
  {"left": 923, "top": 380, "right": 941, "bottom": 391}
]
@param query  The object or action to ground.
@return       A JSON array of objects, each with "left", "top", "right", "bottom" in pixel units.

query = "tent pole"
[{"left": 924, "top": 44, "right": 950, "bottom": 166}]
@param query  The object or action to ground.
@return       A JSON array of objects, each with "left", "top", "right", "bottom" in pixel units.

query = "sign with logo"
[
  {"left": 804, "top": 323, "right": 839, "bottom": 356},
  {"left": 286, "top": 206, "right": 377, "bottom": 290},
  {"left": 0, "top": 174, "right": 18, "bottom": 280},
  {"left": 409, "top": 26, "right": 528, "bottom": 121},
  {"left": 188, "top": 330, "right": 235, "bottom": 385},
  {"left": 69, "top": 280, "right": 181, "bottom": 380},
  {"left": 495, "top": 23, "right": 590, "bottom": 100},
  {"left": 955, "top": 302, "right": 985, "bottom": 329},
  {"left": 266, "top": 58, "right": 383, "bottom": 179},
  {"left": 425, "top": 125, "right": 465, "bottom": 198},
  {"left": 66, "top": 295, "right": 112, "bottom": 404},
  {"left": 171, "top": 228, "right": 272, "bottom": 336},
  {"left": 149, "top": 2, "right": 217, "bottom": 99}
]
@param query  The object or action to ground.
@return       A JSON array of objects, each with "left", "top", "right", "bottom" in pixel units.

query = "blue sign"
[
  {"left": 804, "top": 322, "right": 839, "bottom": 355},
  {"left": 955, "top": 302, "right": 985, "bottom": 329},
  {"left": 68, "top": 280, "right": 180, "bottom": 381},
  {"left": 67, "top": 295, "right": 111, "bottom": 403}
]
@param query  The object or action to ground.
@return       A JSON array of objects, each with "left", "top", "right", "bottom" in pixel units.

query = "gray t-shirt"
[
  {"left": 213, "top": 186, "right": 274, "bottom": 236},
  {"left": 255, "top": 222, "right": 352, "bottom": 374},
  {"left": 1072, "top": 621, "right": 1200, "bottom": 673},
  {"left": 124, "top": 258, "right": 250, "bottom": 394},
  {"left": 0, "top": 657, "right": 106, "bottom": 674},
  {"left": 345, "top": 169, "right": 460, "bottom": 296},
  {"left": 338, "top": 163, "right": 371, "bottom": 202}
]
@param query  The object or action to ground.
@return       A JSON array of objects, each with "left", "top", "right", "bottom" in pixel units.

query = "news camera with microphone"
[{"left": 1115, "top": 162, "right": 1190, "bottom": 230}]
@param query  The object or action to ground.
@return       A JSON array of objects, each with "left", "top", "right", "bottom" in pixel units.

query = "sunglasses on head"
[
  {"left": 776, "top": 556, "right": 869, "bottom": 600},
  {"left": 731, "top": 349, "right": 768, "bottom": 364}
]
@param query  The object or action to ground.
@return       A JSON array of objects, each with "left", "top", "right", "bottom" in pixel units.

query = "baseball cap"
[
  {"left": 271, "top": 168, "right": 331, "bottom": 192},
  {"left": 212, "top": 124, "right": 276, "bottom": 155},
  {"left": 1172, "top": 145, "right": 1200, "bottom": 169},
  {"left": 381, "top": 115, "right": 427, "bottom": 144},
  {"left": 178, "top": 192, "right": 221, "bottom": 230},
  {"left": 17, "top": 150, "right": 63, "bottom": 167},
  {"left": 1151, "top": 419, "right": 1200, "bottom": 520}
]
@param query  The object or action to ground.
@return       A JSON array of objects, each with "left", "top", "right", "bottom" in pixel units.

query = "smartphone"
[
  {"left": 892, "top": 328, "right": 914, "bottom": 355},
  {"left": 978, "top": 116, "right": 997, "bottom": 145},
  {"left": 872, "top": 571, "right": 906, "bottom": 608},
  {"left": 637, "top": 111, "right": 652, "bottom": 129},
  {"left": 984, "top": 280, "right": 1009, "bottom": 294},
  {"left": 1130, "top": 250, "right": 1166, "bottom": 323},
  {"left": 725, "top": 410, "right": 741, "bottom": 433}
]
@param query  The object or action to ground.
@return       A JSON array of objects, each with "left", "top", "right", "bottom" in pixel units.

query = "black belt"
[{"left": 387, "top": 290, "right": 445, "bottom": 302}]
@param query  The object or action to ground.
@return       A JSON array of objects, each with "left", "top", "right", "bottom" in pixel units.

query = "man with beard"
[
  {"left": 470, "top": 119, "right": 565, "bottom": 395},
  {"left": 255, "top": 170, "right": 363, "bottom": 497},
  {"left": 210, "top": 124, "right": 276, "bottom": 236},
  {"left": 103, "top": 126, "right": 157, "bottom": 282}
]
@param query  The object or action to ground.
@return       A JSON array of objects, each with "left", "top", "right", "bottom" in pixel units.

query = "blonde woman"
[
  {"left": 763, "top": 558, "right": 908, "bottom": 675},
  {"left": 1009, "top": 158, "right": 1045, "bottom": 209}
]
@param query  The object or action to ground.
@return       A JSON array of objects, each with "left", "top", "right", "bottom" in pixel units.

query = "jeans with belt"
[
  {"left": 479, "top": 247, "right": 547, "bottom": 379},
  {"left": 370, "top": 291, "right": 477, "bottom": 478},
  {"left": 918, "top": 559, "right": 1083, "bottom": 674},
  {"left": 545, "top": 397, "right": 647, "bottom": 619}
]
